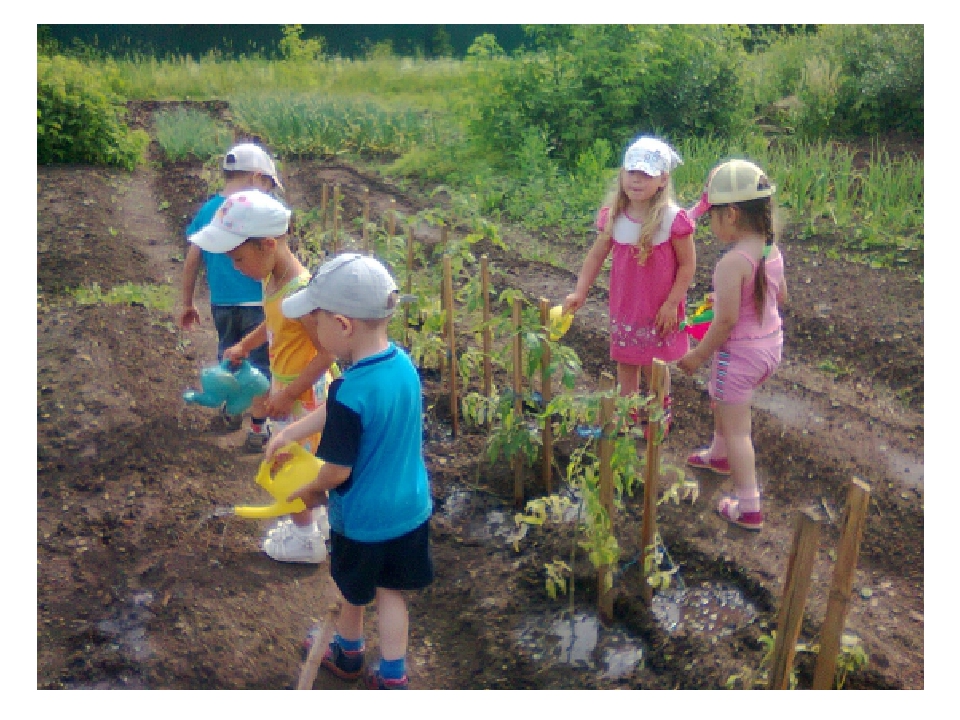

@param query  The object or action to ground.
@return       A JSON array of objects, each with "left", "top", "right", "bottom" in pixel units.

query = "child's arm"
[
  {"left": 262, "top": 322, "right": 336, "bottom": 419},
  {"left": 178, "top": 245, "right": 203, "bottom": 330},
  {"left": 656, "top": 232, "right": 696, "bottom": 335},
  {"left": 264, "top": 403, "right": 327, "bottom": 461},
  {"left": 223, "top": 322, "right": 268, "bottom": 365},
  {"left": 563, "top": 231, "right": 613, "bottom": 314},
  {"left": 286, "top": 461, "right": 352, "bottom": 509},
  {"left": 677, "top": 253, "right": 747, "bottom": 374}
]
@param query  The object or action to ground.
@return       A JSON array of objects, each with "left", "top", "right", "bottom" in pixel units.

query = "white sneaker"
[
  {"left": 264, "top": 515, "right": 293, "bottom": 537},
  {"left": 262, "top": 521, "right": 328, "bottom": 564}
]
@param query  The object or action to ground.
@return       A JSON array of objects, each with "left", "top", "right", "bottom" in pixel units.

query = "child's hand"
[
  {"left": 264, "top": 387, "right": 295, "bottom": 420},
  {"left": 222, "top": 343, "right": 247, "bottom": 366},
  {"left": 178, "top": 305, "right": 201, "bottom": 331},
  {"left": 677, "top": 352, "right": 701, "bottom": 376},
  {"left": 263, "top": 428, "right": 289, "bottom": 461},
  {"left": 563, "top": 292, "right": 585, "bottom": 316},
  {"left": 655, "top": 304, "right": 680, "bottom": 336}
]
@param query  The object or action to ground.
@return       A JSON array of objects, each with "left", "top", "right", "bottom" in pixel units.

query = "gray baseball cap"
[{"left": 283, "top": 253, "right": 399, "bottom": 320}]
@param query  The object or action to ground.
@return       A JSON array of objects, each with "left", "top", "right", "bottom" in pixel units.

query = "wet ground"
[{"left": 35, "top": 101, "right": 926, "bottom": 697}]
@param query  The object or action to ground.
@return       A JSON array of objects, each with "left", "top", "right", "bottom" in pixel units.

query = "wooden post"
[
  {"left": 639, "top": 359, "right": 668, "bottom": 606},
  {"left": 296, "top": 587, "right": 338, "bottom": 690},
  {"left": 320, "top": 183, "right": 329, "bottom": 232},
  {"left": 437, "top": 224, "right": 449, "bottom": 375},
  {"left": 538, "top": 298, "right": 553, "bottom": 496},
  {"left": 769, "top": 509, "right": 822, "bottom": 690},
  {"left": 404, "top": 226, "right": 414, "bottom": 348},
  {"left": 512, "top": 299, "right": 524, "bottom": 510},
  {"left": 443, "top": 256, "right": 459, "bottom": 438},
  {"left": 332, "top": 184, "right": 341, "bottom": 255},
  {"left": 361, "top": 187, "right": 370, "bottom": 255},
  {"left": 388, "top": 198, "right": 397, "bottom": 238},
  {"left": 480, "top": 255, "right": 492, "bottom": 400},
  {"left": 597, "top": 372, "right": 616, "bottom": 622},
  {"left": 812, "top": 477, "right": 871, "bottom": 689}
]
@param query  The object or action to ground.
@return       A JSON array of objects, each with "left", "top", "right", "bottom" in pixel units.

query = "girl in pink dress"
[{"left": 564, "top": 136, "right": 696, "bottom": 410}]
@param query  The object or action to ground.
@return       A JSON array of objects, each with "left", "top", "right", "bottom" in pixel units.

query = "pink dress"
[{"left": 600, "top": 203, "right": 694, "bottom": 365}]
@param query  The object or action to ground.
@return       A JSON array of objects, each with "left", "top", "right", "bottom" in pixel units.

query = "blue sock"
[
  {"left": 379, "top": 657, "right": 405, "bottom": 679},
  {"left": 334, "top": 633, "right": 364, "bottom": 651}
]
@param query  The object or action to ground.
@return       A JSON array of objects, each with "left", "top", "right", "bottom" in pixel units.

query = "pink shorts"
[{"left": 708, "top": 335, "right": 782, "bottom": 405}]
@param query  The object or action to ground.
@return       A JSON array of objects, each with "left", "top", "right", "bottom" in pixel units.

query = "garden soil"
[{"left": 37, "top": 102, "right": 924, "bottom": 693}]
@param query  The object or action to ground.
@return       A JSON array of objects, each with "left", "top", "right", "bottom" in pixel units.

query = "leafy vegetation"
[{"left": 37, "top": 55, "right": 149, "bottom": 169}]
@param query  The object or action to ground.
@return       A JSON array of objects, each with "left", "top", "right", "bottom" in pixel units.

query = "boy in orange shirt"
[{"left": 189, "top": 189, "right": 336, "bottom": 563}]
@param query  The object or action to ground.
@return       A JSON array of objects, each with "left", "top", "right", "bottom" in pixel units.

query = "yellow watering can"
[
  {"left": 234, "top": 442, "right": 323, "bottom": 519},
  {"left": 548, "top": 305, "right": 573, "bottom": 341}
]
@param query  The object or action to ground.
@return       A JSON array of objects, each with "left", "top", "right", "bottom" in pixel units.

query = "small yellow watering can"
[
  {"left": 234, "top": 442, "right": 323, "bottom": 519},
  {"left": 548, "top": 305, "right": 573, "bottom": 341}
]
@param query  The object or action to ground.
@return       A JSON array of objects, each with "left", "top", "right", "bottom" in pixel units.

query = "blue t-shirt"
[
  {"left": 318, "top": 343, "right": 432, "bottom": 542},
  {"left": 186, "top": 194, "right": 263, "bottom": 307}
]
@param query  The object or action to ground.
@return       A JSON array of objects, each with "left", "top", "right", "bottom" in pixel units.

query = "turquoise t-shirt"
[
  {"left": 186, "top": 194, "right": 263, "bottom": 306},
  {"left": 318, "top": 344, "right": 432, "bottom": 542}
]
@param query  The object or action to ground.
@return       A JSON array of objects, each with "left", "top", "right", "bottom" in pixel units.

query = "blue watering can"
[{"left": 183, "top": 359, "right": 270, "bottom": 416}]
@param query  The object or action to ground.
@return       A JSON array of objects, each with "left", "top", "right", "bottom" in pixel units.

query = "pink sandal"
[
  {"left": 686, "top": 450, "right": 731, "bottom": 475},
  {"left": 717, "top": 495, "right": 763, "bottom": 531}
]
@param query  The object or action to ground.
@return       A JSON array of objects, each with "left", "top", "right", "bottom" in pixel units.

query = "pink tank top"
[{"left": 726, "top": 249, "right": 784, "bottom": 341}]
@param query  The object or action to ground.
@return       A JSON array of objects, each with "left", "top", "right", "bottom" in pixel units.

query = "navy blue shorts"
[
  {"left": 330, "top": 520, "right": 434, "bottom": 606},
  {"left": 212, "top": 304, "right": 270, "bottom": 379}
]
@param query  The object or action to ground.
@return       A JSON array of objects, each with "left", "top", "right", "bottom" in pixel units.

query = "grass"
[{"left": 69, "top": 282, "right": 175, "bottom": 312}]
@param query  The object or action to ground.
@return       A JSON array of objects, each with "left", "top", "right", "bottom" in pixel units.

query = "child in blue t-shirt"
[
  {"left": 178, "top": 143, "right": 280, "bottom": 450},
  {"left": 264, "top": 253, "right": 433, "bottom": 690}
]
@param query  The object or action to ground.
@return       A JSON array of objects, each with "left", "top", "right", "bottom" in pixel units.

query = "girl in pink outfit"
[
  {"left": 677, "top": 159, "right": 788, "bottom": 531},
  {"left": 564, "top": 136, "right": 696, "bottom": 409}
]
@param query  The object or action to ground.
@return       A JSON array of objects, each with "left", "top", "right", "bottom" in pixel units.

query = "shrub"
[
  {"left": 37, "top": 55, "right": 149, "bottom": 169},
  {"left": 470, "top": 25, "right": 750, "bottom": 171}
]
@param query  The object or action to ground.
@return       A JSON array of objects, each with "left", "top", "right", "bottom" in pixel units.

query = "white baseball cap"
[
  {"left": 224, "top": 143, "right": 283, "bottom": 190},
  {"left": 706, "top": 159, "right": 776, "bottom": 205},
  {"left": 622, "top": 136, "right": 682, "bottom": 177},
  {"left": 188, "top": 189, "right": 291, "bottom": 253},
  {"left": 283, "top": 253, "right": 399, "bottom": 320}
]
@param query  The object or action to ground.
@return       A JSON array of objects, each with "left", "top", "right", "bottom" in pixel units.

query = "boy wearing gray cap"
[{"left": 264, "top": 253, "right": 434, "bottom": 689}]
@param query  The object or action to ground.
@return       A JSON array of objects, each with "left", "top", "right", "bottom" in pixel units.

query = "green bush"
[
  {"left": 470, "top": 25, "right": 749, "bottom": 171},
  {"left": 37, "top": 55, "right": 149, "bottom": 169}
]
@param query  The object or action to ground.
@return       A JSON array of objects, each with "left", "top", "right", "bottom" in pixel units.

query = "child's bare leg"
[
  {"left": 705, "top": 401, "right": 728, "bottom": 458},
  {"left": 376, "top": 588, "right": 409, "bottom": 661},
  {"left": 714, "top": 401, "right": 759, "bottom": 509},
  {"left": 250, "top": 393, "right": 268, "bottom": 420},
  {"left": 337, "top": 600, "right": 365, "bottom": 643},
  {"left": 617, "top": 362, "right": 641, "bottom": 397}
]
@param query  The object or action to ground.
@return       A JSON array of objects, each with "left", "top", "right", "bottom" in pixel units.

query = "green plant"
[
  {"left": 38, "top": 54, "right": 149, "bottom": 168},
  {"left": 834, "top": 633, "right": 869, "bottom": 689},
  {"left": 69, "top": 282, "right": 175, "bottom": 311},
  {"left": 279, "top": 25, "right": 325, "bottom": 62},
  {"left": 153, "top": 107, "right": 232, "bottom": 161}
]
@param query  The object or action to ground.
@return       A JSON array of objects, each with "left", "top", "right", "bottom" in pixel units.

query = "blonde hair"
[{"left": 600, "top": 168, "right": 675, "bottom": 265}]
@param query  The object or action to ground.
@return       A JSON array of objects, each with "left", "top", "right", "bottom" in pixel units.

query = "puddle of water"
[
  {"left": 652, "top": 583, "right": 757, "bottom": 638},
  {"left": 878, "top": 446, "right": 923, "bottom": 490},
  {"left": 753, "top": 390, "right": 823, "bottom": 429},
  {"left": 96, "top": 589, "right": 156, "bottom": 664},
  {"left": 516, "top": 611, "right": 648, "bottom": 680},
  {"left": 753, "top": 390, "right": 923, "bottom": 491}
]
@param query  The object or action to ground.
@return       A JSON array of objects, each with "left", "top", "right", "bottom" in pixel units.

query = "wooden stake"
[
  {"left": 480, "top": 255, "right": 492, "bottom": 400},
  {"left": 320, "top": 183, "right": 329, "bottom": 232},
  {"left": 538, "top": 298, "right": 553, "bottom": 495},
  {"left": 443, "top": 256, "right": 459, "bottom": 438},
  {"left": 404, "top": 226, "right": 414, "bottom": 349},
  {"left": 512, "top": 299, "right": 524, "bottom": 510},
  {"left": 296, "top": 593, "right": 338, "bottom": 690},
  {"left": 769, "top": 509, "right": 822, "bottom": 690},
  {"left": 639, "top": 359, "right": 667, "bottom": 606},
  {"left": 361, "top": 187, "right": 370, "bottom": 255},
  {"left": 332, "top": 184, "right": 341, "bottom": 255},
  {"left": 388, "top": 198, "right": 397, "bottom": 238},
  {"left": 812, "top": 477, "right": 871, "bottom": 689},
  {"left": 598, "top": 371, "right": 616, "bottom": 622}
]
